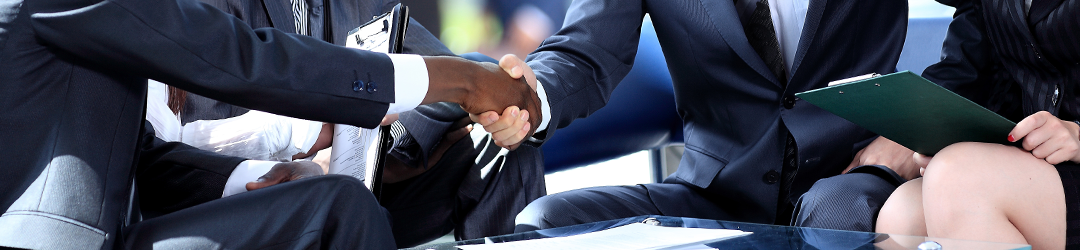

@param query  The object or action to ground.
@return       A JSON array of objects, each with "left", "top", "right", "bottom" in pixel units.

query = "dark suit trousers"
[
  {"left": 381, "top": 132, "right": 546, "bottom": 247},
  {"left": 124, "top": 175, "right": 395, "bottom": 250},
  {"left": 515, "top": 166, "right": 903, "bottom": 233}
]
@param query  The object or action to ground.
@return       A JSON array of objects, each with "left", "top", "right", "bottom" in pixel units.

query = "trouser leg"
[
  {"left": 514, "top": 183, "right": 732, "bottom": 232},
  {"left": 125, "top": 175, "right": 394, "bottom": 250},
  {"left": 792, "top": 165, "right": 904, "bottom": 232}
]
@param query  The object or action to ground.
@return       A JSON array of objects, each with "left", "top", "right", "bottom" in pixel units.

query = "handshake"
[{"left": 420, "top": 54, "right": 539, "bottom": 150}]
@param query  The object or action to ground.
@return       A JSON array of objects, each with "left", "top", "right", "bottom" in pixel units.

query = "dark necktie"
[
  {"left": 742, "top": 0, "right": 799, "bottom": 223},
  {"left": 743, "top": 0, "right": 787, "bottom": 85}
]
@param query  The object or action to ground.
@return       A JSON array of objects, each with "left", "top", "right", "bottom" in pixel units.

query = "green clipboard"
[{"left": 795, "top": 71, "right": 1016, "bottom": 155}]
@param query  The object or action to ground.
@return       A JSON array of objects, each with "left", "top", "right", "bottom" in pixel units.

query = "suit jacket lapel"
[
  {"left": 699, "top": 0, "right": 782, "bottom": 87},
  {"left": 1028, "top": 0, "right": 1063, "bottom": 26},
  {"left": 790, "top": 0, "right": 825, "bottom": 79},
  {"left": 263, "top": 0, "right": 297, "bottom": 34},
  {"left": 1003, "top": 0, "right": 1037, "bottom": 42}
]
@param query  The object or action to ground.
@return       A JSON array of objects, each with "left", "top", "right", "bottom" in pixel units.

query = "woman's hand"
[{"left": 1009, "top": 111, "right": 1080, "bottom": 164}]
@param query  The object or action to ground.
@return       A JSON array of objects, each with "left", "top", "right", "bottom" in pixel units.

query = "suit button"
[
  {"left": 763, "top": 170, "right": 780, "bottom": 184},
  {"left": 366, "top": 81, "right": 377, "bottom": 93},
  {"left": 783, "top": 96, "right": 796, "bottom": 109},
  {"left": 353, "top": 80, "right": 364, "bottom": 92}
]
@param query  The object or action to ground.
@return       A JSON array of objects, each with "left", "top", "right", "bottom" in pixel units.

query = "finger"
[
  {"left": 1011, "top": 111, "right": 1051, "bottom": 144},
  {"left": 1045, "top": 147, "right": 1075, "bottom": 165},
  {"left": 842, "top": 162, "right": 857, "bottom": 174},
  {"left": 483, "top": 106, "right": 520, "bottom": 133},
  {"left": 245, "top": 168, "right": 287, "bottom": 191},
  {"left": 473, "top": 111, "right": 499, "bottom": 127},
  {"left": 1022, "top": 123, "right": 1056, "bottom": 152},
  {"left": 381, "top": 113, "right": 399, "bottom": 126},
  {"left": 843, "top": 150, "right": 864, "bottom": 174},
  {"left": 492, "top": 110, "right": 528, "bottom": 142},
  {"left": 912, "top": 152, "right": 932, "bottom": 170},
  {"left": 499, "top": 54, "right": 527, "bottom": 79}
]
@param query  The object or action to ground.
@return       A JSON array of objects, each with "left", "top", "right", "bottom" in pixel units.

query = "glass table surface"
[{"left": 406, "top": 215, "right": 1031, "bottom": 250}]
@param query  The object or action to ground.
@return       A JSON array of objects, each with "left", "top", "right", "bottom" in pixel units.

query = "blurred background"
[{"left": 399, "top": 0, "right": 957, "bottom": 194}]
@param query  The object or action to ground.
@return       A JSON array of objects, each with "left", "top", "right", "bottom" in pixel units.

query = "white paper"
[
  {"left": 456, "top": 223, "right": 751, "bottom": 250},
  {"left": 327, "top": 125, "right": 382, "bottom": 188}
]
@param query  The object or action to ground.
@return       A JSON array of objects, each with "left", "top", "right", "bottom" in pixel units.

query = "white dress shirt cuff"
[
  {"left": 222, "top": 160, "right": 277, "bottom": 197},
  {"left": 535, "top": 80, "right": 551, "bottom": 132},
  {"left": 386, "top": 53, "right": 428, "bottom": 115}
]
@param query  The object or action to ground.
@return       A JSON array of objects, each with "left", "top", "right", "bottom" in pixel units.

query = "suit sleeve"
[
  {"left": 924, "top": 0, "right": 1023, "bottom": 121},
  {"left": 136, "top": 121, "right": 245, "bottom": 217},
  {"left": 28, "top": 0, "right": 397, "bottom": 129},
  {"left": 525, "top": 0, "right": 647, "bottom": 142}
]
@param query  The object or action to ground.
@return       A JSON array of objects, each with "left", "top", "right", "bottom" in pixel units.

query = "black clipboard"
[{"left": 343, "top": 3, "right": 410, "bottom": 200}]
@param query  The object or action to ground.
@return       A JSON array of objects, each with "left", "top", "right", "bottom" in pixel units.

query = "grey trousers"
[{"left": 515, "top": 165, "right": 904, "bottom": 233}]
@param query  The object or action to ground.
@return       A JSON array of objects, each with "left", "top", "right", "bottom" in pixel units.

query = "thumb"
[
  {"left": 245, "top": 170, "right": 287, "bottom": 191},
  {"left": 499, "top": 54, "right": 526, "bottom": 79},
  {"left": 913, "top": 152, "right": 932, "bottom": 176}
]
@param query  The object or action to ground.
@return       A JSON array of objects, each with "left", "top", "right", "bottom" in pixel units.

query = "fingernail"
[
  {"left": 511, "top": 107, "right": 519, "bottom": 117},
  {"left": 512, "top": 66, "right": 522, "bottom": 76},
  {"left": 1008, "top": 134, "right": 1016, "bottom": 142},
  {"left": 521, "top": 111, "right": 529, "bottom": 121}
]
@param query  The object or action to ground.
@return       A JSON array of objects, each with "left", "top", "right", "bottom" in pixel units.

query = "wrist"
[{"left": 422, "top": 56, "right": 473, "bottom": 105}]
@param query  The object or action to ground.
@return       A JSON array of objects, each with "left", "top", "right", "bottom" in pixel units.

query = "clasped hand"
[
  {"left": 468, "top": 55, "right": 540, "bottom": 150},
  {"left": 422, "top": 56, "right": 542, "bottom": 150}
]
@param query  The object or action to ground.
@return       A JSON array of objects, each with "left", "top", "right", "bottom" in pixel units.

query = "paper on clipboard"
[{"left": 326, "top": 4, "right": 408, "bottom": 189}]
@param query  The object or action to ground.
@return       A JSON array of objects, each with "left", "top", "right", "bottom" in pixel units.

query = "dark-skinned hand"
[{"left": 245, "top": 160, "right": 325, "bottom": 191}]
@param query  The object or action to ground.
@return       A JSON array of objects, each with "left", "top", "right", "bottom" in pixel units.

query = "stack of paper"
[{"left": 456, "top": 223, "right": 751, "bottom": 250}]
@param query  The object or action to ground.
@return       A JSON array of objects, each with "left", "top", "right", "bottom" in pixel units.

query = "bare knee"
[{"left": 876, "top": 178, "right": 925, "bottom": 236}]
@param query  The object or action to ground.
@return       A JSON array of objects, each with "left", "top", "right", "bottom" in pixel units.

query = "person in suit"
[
  {"left": 0, "top": 0, "right": 541, "bottom": 248},
  {"left": 484, "top": 0, "right": 919, "bottom": 232},
  {"left": 163, "top": 0, "right": 546, "bottom": 246},
  {"left": 875, "top": 0, "right": 1080, "bottom": 248}
]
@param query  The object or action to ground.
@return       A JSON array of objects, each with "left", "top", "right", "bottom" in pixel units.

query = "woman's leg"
[
  {"left": 876, "top": 178, "right": 927, "bottom": 236},
  {"left": 922, "top": 142, "right": 1065, "bottom": 249}
]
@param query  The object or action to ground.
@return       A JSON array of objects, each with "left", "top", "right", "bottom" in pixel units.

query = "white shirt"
[{"left": 223, "top": 53, "right": 429, "bottom": 197}]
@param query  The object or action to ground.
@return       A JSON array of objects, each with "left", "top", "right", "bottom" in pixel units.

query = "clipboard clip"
[{"left": 828, "top": 73, "right": 881, "bottom": 86}]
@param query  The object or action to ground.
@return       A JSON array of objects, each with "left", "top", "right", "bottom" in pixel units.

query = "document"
[
  {"left": 327, "top": 125, "right": 382, "bottom": 188},
  {"left": 327, "top": 3, "right": 409, "bottom": 189},
  {"left": 795, "top": 71, "right": 1017, "bottom": 155},
  {"left": 455, "top": 223, "right": 751, "bottom": 250}
]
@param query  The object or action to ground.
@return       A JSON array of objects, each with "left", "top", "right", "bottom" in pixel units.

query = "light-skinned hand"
[
  {"left": 914, "top": 152, "right": 932, "bottom": 176},
  {"left": 469, "top": 54, "right": 540, "bottom": 149},
  {"left": 844, "top": 136, "right": 921, "bottom": 180},
  {"left": 1009, "top": 111, "right": 1080, "bottom": 164}
]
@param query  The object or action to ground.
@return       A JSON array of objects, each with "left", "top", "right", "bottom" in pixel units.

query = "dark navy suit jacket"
[
  {"left": 527, "top": 0, "right": 907, "bottom": 224},
  {"left": 925, "top": 0, "right": 1080, "bottom": 123},
  {"left": 0, "top": 0, "right": 404, "bottom": 248}
]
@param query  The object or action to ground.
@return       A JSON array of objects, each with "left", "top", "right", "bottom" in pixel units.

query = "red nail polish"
[{"left": 1008, "top": 134, "right": 1015, "bottom": 142}]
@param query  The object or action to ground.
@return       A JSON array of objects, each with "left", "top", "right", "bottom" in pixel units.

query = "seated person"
[
  {"left": 148, "top": 0, "right": 545, "bottom": 246},
  {"left": 875, "top": 0, "right": 1080, "bottom": 249},
  {"left": 1, "top": 0, "right": 540, "bottom": 247},
  {"left": 478, "top": 0, "right": 915, "bottom": 234}
]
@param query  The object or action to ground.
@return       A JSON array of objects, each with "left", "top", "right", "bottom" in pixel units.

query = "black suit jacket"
[
  {"left": 924, "top": 0, "right": 1080, "bottom": 122},
  {"left": 0, "top": 0, "right": 407, "bottom": 248},
  {"left": 170, "top": 0, "right": 545, "bottom": 244},
  {"left": 527, "top": 0, "right": 907, "bottom": 223},
  {"left": 181, "top": 0, "right": 456, "bottom": 124}
]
